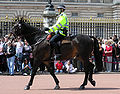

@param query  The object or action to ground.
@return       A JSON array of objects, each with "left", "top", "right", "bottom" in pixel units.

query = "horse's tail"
[{"left": 90, "top": 36, "right": 103, "bottom": 72}]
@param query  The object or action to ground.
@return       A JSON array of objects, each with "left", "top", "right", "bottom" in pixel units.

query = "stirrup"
[
  {"left": 50, "top": 56, "right": 54, "bottom": 61},
  {"left": 54, "top": 54, "right": 61, "bottom": 60}
]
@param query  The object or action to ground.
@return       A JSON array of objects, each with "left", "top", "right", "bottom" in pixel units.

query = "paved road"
[{"left": 0, "top": 74, "right": 120, "bottom": 94}]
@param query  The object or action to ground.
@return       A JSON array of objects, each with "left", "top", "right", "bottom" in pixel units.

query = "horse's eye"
[
  {"left": 19, "top": 24, "right": 21, "bottom": 27},
  {"left": 18, "top": 24, "right": 22, "bottom": 29}
]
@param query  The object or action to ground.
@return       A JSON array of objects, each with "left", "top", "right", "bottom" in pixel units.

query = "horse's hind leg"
[
  {"left": 24, "top": 66, "right": 38, "bottom": 90},
  {"left": 88, "top": 63, "right": 96, "bottom": 87},
  {"left": 79, "top": 59, "right": 89, "bottom": 89},
  {"left": 79, "top": 70, "right": 89, "bottom": 90}
]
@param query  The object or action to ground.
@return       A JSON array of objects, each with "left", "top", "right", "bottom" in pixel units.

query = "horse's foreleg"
[
  {"left": 24, "top": 67, "right": 38, "bottom": 90},
  {"left": 44, "top": 61, "right": 60, "bottom": 90},
  {"left": 50, "top": 70, "right": 60, "bottom": 90},
  {"left": 48, "top": 62, "right": 60, "bottom": 90},
  {"left": 88, "top": 63, "right": 96, "bottom": 87},
  {"left": 80, "top": 71, "right": 89, "bottom": 90}
]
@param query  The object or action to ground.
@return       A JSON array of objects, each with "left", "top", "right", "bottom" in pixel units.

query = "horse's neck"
[
  {"left": 25, "top": 33, "right": 46, "bottom": 46},
  {"left": 22, "top": 23, "right": 45, "bottom": 46}
]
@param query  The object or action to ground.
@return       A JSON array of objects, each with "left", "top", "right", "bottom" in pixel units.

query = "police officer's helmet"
[{"left": 57, "top": 4, "right": 65, "bottom": 10}]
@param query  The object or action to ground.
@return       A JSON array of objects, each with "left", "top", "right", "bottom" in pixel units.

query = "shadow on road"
[{"left": 31, "top": 87, "right": 120, "bottom": 91}]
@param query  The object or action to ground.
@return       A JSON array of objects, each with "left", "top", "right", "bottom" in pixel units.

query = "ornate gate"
[{"left": 0, "top": 16, "right": 120, "bottom": 39}]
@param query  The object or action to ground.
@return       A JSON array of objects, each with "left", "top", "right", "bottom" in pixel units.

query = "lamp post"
[{"left": 43, "top": 0, "right": 56, "bottom": 28}]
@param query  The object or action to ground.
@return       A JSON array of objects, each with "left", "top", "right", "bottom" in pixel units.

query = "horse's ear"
[
  {"left": 19, "top": 19, "right": 22, "bottom": 24},
  {"left": 19, "top": 17, "right": 24, "bottom": 23}
]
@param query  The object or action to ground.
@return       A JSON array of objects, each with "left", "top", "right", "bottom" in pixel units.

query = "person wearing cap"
[
  {"left": 105, "top": 40, "right": 113, "bottom": 72},
  {"left": 5, "top": 41, "right": 16, "bottom": 75},
  {"left": 0, "top": 38, "right": 4, "bottom": 74},
  {"left": 45, "top": 4, "right": 69, "bottom": 60}
]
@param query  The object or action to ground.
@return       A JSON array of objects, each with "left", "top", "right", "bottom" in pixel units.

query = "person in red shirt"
[
  {"left": 105, "top": 40, "right": 113, "bottom": 72},
  {"left": 55, "top": 60, "right": 63, "bottom": 73}
]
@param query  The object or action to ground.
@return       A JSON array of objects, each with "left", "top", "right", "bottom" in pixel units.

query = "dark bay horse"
[{"left": 11, "top": 20, "right": 101, "bottom": 90}]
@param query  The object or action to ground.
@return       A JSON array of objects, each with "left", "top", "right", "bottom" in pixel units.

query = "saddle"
[{"left": 47, "top": 35, "right": 74, "bottom": 60}]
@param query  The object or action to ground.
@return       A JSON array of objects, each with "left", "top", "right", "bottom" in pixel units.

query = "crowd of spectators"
[
  {"left": 0, "top": 34, "right": 33, "bottom": 75},
  {"left": 97, "top": 35, "right": 120, "bottom": 72},
  {"left": 0, "top": 34, "right": 120, "bottom": 76}
]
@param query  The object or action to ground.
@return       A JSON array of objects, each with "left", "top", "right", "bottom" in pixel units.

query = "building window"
[
  {"left": 71, "top": 12, "right": 78, "bottom": 17},
  {"left": 91, "top": 0, "right": 113, "bottom": 3},
  {"left": 36, "top": 0, "right": 48, "bottom": 2},
  {"left": 77, "top": 0, "right": 87, "bottom": 2},
  {"left": 64, "top": 0, "right": 75, "bottom": 2},
  {"left": 104, "top": 0, "right": 113, "bottom": 3},
  {"left": 53, "top": 0, "right": 61, "bottom": 2},
  {"left": 12, "top": 0, "right": 20, "bottom": 1},
  {"left": 100, "top": 0, "right": 104, "bottom": 3},
  {"left": 64, "top": 0, "right": 87, "bottom": 2},
  {"left": 97, "top": 13, "right": 104, "bottom": 17},
  {"left": 91, "top": 0, "right": 100, "bottom": 3},
  {"left": 22, "top": 0, "right": 34, "bottom": 1}
]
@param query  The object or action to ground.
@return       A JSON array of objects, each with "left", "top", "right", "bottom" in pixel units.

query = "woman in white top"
[{"left": 65, "top": 60, "right": 77, "bottom": 73}]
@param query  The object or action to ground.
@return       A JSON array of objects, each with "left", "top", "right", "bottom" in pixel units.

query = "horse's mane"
[{"left": 21, "top": 21, "right": 46, "bottom": 45}]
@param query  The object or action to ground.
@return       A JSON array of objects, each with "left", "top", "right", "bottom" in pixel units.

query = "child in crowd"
[
  {"left": 55, "top": 60, "right": 63, "bottom": 73},
  {"left": 22, "top": 58, "right": 31, "bottom": 76}
]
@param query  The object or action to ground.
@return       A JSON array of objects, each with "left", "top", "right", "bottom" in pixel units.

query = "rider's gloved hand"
[{"left": 44, "top": 27, "right": 50, "bottom": 31}]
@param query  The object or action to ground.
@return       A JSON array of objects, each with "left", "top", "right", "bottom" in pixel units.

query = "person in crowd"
[
  {"left": 113, "top": 35, "right": 118, "bottom": 44},
  {"left": 5, "top": 41, "right": 16, "bottom": 75},
  {"left": 73, "top": 59, "right": 83, "bottom": 72},
  {"left": 22, "top": 58, "right": 31, "bottom": 76},
  {"left": 99, "top": 42, "right": 104, "bottom": 71},
  {"left": 102, "top": 39, "right": 107, "bottom": 71},
  {"left": 65, "top": 60, "right": 77, "bottom": 73},
  {"left": 105, "top": 40, "right": 113, "bottom": 72},
  {"left": 112, "top": 42, "right": 117, "bottom": 72},
  {"left": 112, "top": 43, "right": 120, "bottom": 72},
  {"left": 29, "top": 52, "right": 33, "bottom": 68},
  {"left": 14, "top": 36, "right": 24, "bottom": 72},
  {"left": 55, "top": 60, "right": 63, "bottom": 73},
  {"left": 23, "top": 40, "right": 32, "bottom": 61},
  {"left": 3, "top": 35, "right": 9, "bottom": 72},
  {"left": 0, "top": 38, "right": 4, "bottom": 73}
]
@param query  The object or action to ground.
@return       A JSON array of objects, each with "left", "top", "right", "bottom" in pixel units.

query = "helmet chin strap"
[{"left": 59, "top": 9, "right": 63, "bottom": 14}]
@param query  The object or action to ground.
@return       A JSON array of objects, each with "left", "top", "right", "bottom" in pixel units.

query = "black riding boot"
[
  {"left": 50, "top": 48, "right": 54, "bottom": 60},
  {"left": 50, "top": 43, "right": 61, "bottom": 60},
  {"left": 54, "top": 44, "right": 61, "bottom": 60}
]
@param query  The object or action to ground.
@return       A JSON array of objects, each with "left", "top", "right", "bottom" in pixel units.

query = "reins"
[{"left": 34, "top": 34, "right": 48, "bottom": 46}]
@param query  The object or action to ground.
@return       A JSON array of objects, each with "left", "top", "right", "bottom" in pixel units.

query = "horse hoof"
[
  {"left": 24, "top": 86, "right": 30, "bottom": 90},
  {"left": 54, "top": 85, "right": 60, "bottom": 90},
  {"left": 91, "top": 80, "right": 96, "bottom": 86},
  {"left": 79, "top": 86, "right": 85, "bottom": 90}
]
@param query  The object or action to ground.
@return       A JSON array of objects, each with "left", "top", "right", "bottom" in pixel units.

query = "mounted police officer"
[{"left": 45, "top": 4, "right": 69, "bottom": 60}]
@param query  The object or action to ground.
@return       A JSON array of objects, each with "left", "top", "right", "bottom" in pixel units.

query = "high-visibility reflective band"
[
  {"left": 58, "top": 23, "right": 62, "bottom": 27},
  {"left": 66, "top": 17, "right": 68, "bottom": 23},
  {"left": 64, "top": 24, "right": 69, "bottom": 27},
  {"left": 56, "top": 25, "right": 60, "bottom": 29},
  {"left": 61, "top": 26, "right": 68, "bottom": 30},
  {"left": 55, "top": 30, "right": 58, "bottom": 34},
  {"left": 52, "top": 28, "right": 55, "bottom": 32},
  {"left": 59, "top": 30, "right": 66, "bottom": 36}
]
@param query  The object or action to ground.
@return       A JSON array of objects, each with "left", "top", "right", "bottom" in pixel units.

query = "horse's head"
[
  {"left": 11, "top": 21, "right": 23, "bottom": 37},
  {"left": 11, "top": 19, "right": 46, "bottom": 45}
]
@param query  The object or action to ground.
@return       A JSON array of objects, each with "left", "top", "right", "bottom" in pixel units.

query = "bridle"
[{"left": 11, "top": 21, "right": 49, "bottom": 47}]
